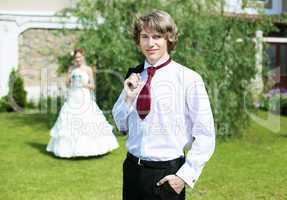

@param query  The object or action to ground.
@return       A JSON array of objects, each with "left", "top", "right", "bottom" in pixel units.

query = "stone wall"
[{"left": 18, "top": 29, "right": 78, "bottom": 100}]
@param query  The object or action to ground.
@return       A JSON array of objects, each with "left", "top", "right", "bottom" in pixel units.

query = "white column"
[
  {"left": 251, "top": 30, "right": 264, "bottom": 98},
  {"left": 0, "top": 21, "right": 19, "bottom": 97}
]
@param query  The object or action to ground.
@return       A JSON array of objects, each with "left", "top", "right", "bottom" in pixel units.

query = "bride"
[{"left": 46, "top": 48, "right": 119, "bottom": 158}]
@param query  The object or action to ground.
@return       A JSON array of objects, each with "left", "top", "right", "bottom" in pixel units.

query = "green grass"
[{"left": 0, "top": 111, "right": 287, "bottom": 200}]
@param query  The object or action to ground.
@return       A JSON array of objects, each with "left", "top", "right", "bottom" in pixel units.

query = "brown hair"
[
  {"left": 133, "top": 10, "right": 179, "bottom": 52},
  {"left": 73, "top": 48, "right": 85, "bottom": 57}
]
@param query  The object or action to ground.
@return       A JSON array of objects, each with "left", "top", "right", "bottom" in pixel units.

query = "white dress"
[{"left": 47, "top": 67, "right": 119, "bottom": 158}]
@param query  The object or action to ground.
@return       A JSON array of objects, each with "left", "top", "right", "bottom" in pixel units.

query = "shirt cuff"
[{"left": 176, "top": 163, "right": 198, "bottom": 188}]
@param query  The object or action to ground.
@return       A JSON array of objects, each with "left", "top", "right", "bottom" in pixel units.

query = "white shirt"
[{"left": 112, "top": 58, "right": 215, "bottom": 187}]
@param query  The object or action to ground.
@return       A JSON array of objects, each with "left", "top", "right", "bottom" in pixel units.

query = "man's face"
[{"left": 139, "top": 27, "right": 169, "bottom": 65}]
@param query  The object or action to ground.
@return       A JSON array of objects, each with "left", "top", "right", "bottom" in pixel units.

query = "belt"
[{"left": 126, "top": 152, "right": 185, "bottom": 169}]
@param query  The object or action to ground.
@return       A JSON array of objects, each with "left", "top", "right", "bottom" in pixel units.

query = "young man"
[{"left": 112, "top": 10, "right": 215, "bottom": 200}]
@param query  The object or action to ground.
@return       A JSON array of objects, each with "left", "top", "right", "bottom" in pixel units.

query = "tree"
[{"left": 60, "top": 0, "right": 273, "bottom": 137}]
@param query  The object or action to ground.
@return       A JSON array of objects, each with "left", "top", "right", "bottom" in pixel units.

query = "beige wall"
[{"left": 0, "top": 0, "right": 74, "bottom": 12}]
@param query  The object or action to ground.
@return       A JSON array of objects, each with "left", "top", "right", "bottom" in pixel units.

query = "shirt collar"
[{"left": 144, "top": 56, "right": 171, "bottom": 69}]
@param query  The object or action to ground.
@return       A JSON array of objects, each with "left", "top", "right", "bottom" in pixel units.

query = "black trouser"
[{"left": 123, "top": 153, "right": 185, "bottom": 200}]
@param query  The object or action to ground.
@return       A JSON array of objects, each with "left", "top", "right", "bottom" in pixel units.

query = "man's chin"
[{"left": 146, "top": 56, "right": 160, "bottom": 64}]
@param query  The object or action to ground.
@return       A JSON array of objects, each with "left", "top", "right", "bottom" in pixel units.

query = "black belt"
[{"left": 126, "top": 152, "right": 185, "bottom": 169}]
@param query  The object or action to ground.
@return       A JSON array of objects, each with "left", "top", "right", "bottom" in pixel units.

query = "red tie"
[{"left": 136, "top": 58, "right": 171, "bottom": 120}]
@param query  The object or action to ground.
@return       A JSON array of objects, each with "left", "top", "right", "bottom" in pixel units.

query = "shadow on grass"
[
  {"left": 27, "top": 142, "right": 108, "bottom": 161},
  {"left": 27, "top": 142, "right": 54, "bottom": 157}
]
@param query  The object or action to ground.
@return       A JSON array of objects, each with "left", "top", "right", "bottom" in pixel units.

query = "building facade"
[
  {"left": 0, "top": 0, "right": 79, "bottom": 101},
  {"left": 225, "top": 0, "right": 287, "bottom": 89}
]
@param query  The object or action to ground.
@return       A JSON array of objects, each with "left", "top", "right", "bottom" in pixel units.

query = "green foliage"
[
  {"left": 0, "top": 69, "right": 27, "bottom": 112},
  {"left": 258, "top": 89, "right": 287, "bottom": 116},
  {"left": 0, "top": 96, "right": 11, "bottom": 112},
  {"left": 60, "top": 0, "right": 274, "bottom": 137},
  {"left": 9, "top": 70, "right": 27, "bottom": 108},
  {"left": 269, "top": 12, "right": 287, "bottom": 25},
  {"left": 57, "top": 53, "right": 74, "bottom": 73},
  {"left": 38, "top": 96, "right": 65, "bottom": 128},
  {"left": 26, "top": 100, "right": 37, "bottom": 109},
  {"left": 257, "top": 94, "right": 269, "bottom": 111}
]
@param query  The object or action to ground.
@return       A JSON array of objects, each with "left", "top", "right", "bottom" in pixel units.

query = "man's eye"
[
  {"left": 153, "top": 35, "right": 162, "bottom": 39},
  {"left": 141, "top": 35, "right": 148, "bottom": 38}
]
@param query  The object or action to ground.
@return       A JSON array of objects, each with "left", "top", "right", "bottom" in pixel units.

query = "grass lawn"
[{"left": 0, "top": 111, "right": 286, "bottom": 200}]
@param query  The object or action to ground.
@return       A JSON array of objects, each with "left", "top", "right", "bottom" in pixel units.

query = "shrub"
[
  {"left": 258, "top": 88, "right": 287, "bottom": 115},
  {"left": 38, "top": 96, "right": 65, "bottom": 128},
  {"left": 0, "top": 69, "right": 27, "bottom": 112},
  {"left": 0, "top": 97, "right": 11, "bottom": 112}
]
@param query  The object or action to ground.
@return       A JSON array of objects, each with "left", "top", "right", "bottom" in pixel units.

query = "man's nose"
[{"left": 147, "top": 37, "right": 155, "bottom": 46}]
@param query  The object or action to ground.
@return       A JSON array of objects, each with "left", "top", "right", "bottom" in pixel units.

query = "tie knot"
[{"left": 147, "top": 67, "right": 156, "bottom": 77}]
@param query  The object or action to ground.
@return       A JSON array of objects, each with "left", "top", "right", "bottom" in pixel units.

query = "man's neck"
[{"left": 146, "top": 54, "right": 170, "bottom": 67}]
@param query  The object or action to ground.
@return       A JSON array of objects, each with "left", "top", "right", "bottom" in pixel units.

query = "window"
[
  {"left": 242, "top": 0, "right": 272, "bottom": 9},
  {"left": 266, "top": 43, "right": 287, "bottom": 88},
  {"left": 280, "top": 45, "right": 287, "bottom": 75}
]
